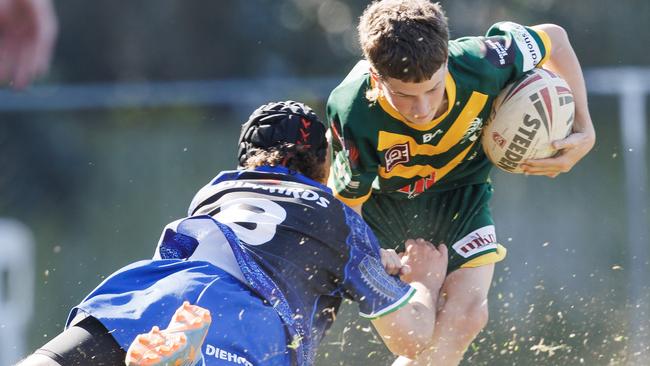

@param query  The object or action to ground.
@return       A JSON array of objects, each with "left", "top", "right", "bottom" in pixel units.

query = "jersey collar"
[
  {"left": 254, "top": 165, "right": 331, "bottom": 192},
  {"left": 212, "top": 165, "right": 332, "bottom": 193}
]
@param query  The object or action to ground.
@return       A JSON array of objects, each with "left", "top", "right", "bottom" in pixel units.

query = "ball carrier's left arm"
[{"left": 520, "top": 24, "right": 595, "bottom": 177}]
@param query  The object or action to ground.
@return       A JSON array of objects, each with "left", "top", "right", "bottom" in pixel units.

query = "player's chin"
[
  {"left": 407, "top": 113, "right": 435, "bottom": 124},
  {"left": 408, "top": 117, "right": 432, "bottom": 125}
]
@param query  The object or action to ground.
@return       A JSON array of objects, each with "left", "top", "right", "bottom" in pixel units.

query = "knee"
[
  {"left": 441, "top": 298, "right": 489, "bottom": 337},
  {"left": 466, "top": 301, "right": 489, "bottom": 334}
]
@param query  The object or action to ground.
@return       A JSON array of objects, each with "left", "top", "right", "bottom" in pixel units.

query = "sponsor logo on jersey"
[
  {"left": 347, "top": 180, "right": 361, "bottom": 189},
  {"left": 397, "top": 173, "right": 436, "bottom": 199},
  {"left": 501, "top": 22, "right": 542, "bottom": 71},
  {"left": 384, "top": 143, "right": 410, "bottom": 172},
  {"left": 330, "top": 120, "right": 360, "bottom": 169},
  {"left": 422, "top": 129, "right": 443, "bottom": 143},
  {"left": 462, "top": 117, "right": 483, "bottom": 143},
  {"left": 348, "top": 144, "right": 360, "bottom": 168},
  {"left": 452, "top": 226, "right": 497, "bottom": 258},
  {"left": 329, "top": 119, "right": 361, "bottom": 193},
  {"left": 333, "top": 149, "right": 353, "bottom": 191},
  {"left": 205, "top": 344, "right": 253, "bottom": 365},
  {"left": 213, "top": 180, "right": 331, "bottom": 208},
  {"left": 484, "top": 37, "right": 515, "bottom": 67}
]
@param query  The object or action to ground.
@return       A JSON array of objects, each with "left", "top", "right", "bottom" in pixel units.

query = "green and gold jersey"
[{"left": 327, "top": 22, "right": 551, "bottom": 206}]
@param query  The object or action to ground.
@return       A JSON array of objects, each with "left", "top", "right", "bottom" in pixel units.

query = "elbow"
[
  {"left": 535, "top": 23, "right": 567, "bottom": 39},
  {"left": 534, "top": 23, "right": 569, "bottom": 51}
]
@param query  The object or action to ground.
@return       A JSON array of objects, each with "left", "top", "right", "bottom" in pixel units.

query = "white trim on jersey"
[
  {"left": 154, "top": 217, "right": 247, "bottom": 284},
  {"left": 501, "top": 22, "right": 543, "bottom": 72},
  {"left": 188, "top": 181, "right": 221, "bottom": 216},
  {"left": 358, "top": 285, "right": 417, "bottom": 320}
]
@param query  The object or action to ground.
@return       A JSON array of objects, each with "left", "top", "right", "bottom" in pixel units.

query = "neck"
[{"left": 434, "top": 94, "right": 449, "bottom": 119}]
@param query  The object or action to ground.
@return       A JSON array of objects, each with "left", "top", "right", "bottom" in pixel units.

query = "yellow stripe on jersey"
[
  {"left": 377, "top": 91, "right": 488, "bottom": 154},
  {"left": 378, "top": 140, "right": 476, "bottom": 179},
  {"left": 376, "top": 90, "right": 487, "bottom": 180},
  {"left": 376, "top": 72, "right": 457, "bottom": 131},
  {"left": 334, "top": 190, "right": 373, "bottom": 207},
  {"left": 535, "top": 29, "right": 552, "bottom": 67},
  {"left": 460, "top": 244, "right": 507, "bottom": 268}
]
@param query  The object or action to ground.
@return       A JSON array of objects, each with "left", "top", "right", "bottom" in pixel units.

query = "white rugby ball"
[{"left": 482, "top": 68, "right": 574, "bottom": 174}]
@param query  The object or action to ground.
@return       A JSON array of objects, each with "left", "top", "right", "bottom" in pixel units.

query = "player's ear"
[
  {"left": 370, "top": 68, "right": 381, "bottom": 83},
  {"left": 322, "top": 143, "right": 332, "bottom": 184}
]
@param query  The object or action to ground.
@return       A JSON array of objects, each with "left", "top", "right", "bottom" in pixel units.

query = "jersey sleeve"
[
  {"left": 326, "top": 63, "right": 380, "bottom": 207},
  {"left": 485, "top": 21, "right": 552, "bottom": 76},
  {"left": 337, "top": 205, "right": 416, "bottom": 319}
]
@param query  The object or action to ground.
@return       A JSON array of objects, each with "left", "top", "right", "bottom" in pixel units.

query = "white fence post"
[
  {"left": 588, "top": 67, "right": 650, "bottom": 362},
  {"left": 0, "top": 219, "right": 35, "bottom": 365}
]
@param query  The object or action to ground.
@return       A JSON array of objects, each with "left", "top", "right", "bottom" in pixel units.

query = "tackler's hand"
[
  {"left": 399, "top": 239, "right": 447, "bottom": 292},
  {"left": 380, "top": 248, "right": 411, "bottom": 276}
]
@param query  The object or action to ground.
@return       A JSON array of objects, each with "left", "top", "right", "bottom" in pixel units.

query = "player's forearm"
[
  {"left": 533, "top": 24, "right": 595, "bottom": 140},
  {"left": 373, "top": 282, "right": 438, "bottom": 358},
  {"left": 408, "top": 297, "right": 489, "bottom": 366}
]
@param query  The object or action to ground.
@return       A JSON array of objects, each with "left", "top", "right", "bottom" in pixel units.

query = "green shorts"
[{"left": 362, "top": 183, "right": 506, "bottom": 272}]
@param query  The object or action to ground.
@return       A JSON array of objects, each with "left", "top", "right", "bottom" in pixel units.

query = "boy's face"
[{"left": 373, "top": 65, "right": 447, "bottom": 125}]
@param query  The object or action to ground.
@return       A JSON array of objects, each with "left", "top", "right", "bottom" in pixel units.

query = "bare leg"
[{"left": 393, "top": 264, "right": 494, "bottom": 366}]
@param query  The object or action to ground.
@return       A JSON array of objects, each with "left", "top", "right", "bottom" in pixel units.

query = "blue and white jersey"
[{"left": 157, "top": 165, "right": 415, "bottom": 365}]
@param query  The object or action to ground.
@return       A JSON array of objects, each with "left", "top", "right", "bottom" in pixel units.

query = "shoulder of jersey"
[
  {"left": 329, "top": 61, "right": 370, "bottom": 104},
  {"left": 448, "top": 36, "right": 516, "bottom": 96}
]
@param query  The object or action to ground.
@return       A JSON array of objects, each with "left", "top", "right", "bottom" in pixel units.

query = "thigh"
[
  {"left": 68, "top": 259, "right": 224, "bottom": 351},
  {"left": 65, "top": 260, "right": 292, "bottom": 366},
  {"left": 196, "top": 281, "right": 292, "bottom": 366},
  {"left": 438, "top": 264, "right": 495, "bottom": 312}
]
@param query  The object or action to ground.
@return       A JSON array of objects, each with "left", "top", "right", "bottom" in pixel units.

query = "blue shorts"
[{"left": 68, "top": 259, "right": 292, "bottom": 366}]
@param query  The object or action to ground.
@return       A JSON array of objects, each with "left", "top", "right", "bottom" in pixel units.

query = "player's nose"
[{"left": 411, "top": 97, "right": 431, "bottom": 119}]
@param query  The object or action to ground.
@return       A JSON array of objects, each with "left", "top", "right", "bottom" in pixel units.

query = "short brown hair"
[
  {"left": 243, "top": 143, "right": 328, "bottom": 183},
  {"left": 358, "top": 0, "right": 449, "bottom": 82}
]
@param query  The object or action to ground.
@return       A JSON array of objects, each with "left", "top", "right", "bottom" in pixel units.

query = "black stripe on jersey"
[{"left": 193, "top": 191, "right": 306, "bottom": 218}]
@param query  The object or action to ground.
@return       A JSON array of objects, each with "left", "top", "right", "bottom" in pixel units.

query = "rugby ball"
[{"left": 482, "top": 68, "right": 574, "bottom": 174}]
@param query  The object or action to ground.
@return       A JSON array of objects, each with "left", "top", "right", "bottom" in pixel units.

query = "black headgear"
[{"left": 237, "top": 101, "right": 327, "bottom": 167}]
